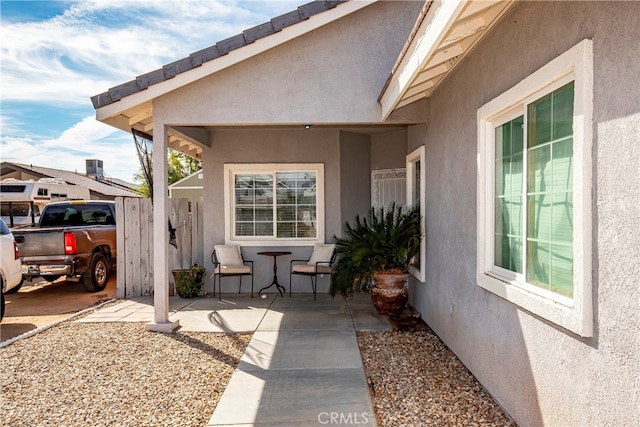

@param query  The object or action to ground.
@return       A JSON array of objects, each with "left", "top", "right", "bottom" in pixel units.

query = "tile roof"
[
  {"left": 1, "top": 162, "right": 140, "bottom": 198},
  {"left": 91, "top": 0, "right": 346, "bottom": 109}
]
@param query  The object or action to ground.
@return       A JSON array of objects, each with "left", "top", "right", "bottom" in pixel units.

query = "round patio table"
[{"left": 257, "top": 251, "right": 292, "bottom": 297}]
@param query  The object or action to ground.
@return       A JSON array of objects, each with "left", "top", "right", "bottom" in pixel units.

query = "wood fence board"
[
  {"left": 123, "top": 198, "right": 134, "bottom": 297},
  {"left": 115, "top": 197, "right": 126, "bottom": 299},
  {"left": 139, "top": 199, "right": 153, "bottom": 295},
  {"left": 116, "top": 197, "right": 198, "bottom": 297}
]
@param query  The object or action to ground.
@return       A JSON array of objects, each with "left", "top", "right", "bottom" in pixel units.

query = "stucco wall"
[
  {"left": 370, "top": 128, "right": 408, "bottom": 171},
  {"left": 339, "top": 131, "right": 371, "bottom": 224},
  {"left": 409, "top": 1, "right": 640, "bottom": 425},
  {"left": 200, "top": 128, "right": 345, "bottom": 294},
  {"left": 151, "top": 2, "right": 424, "bottom": 295},
  {"left": 154, "top": 1, "right": 424, "bottom": 125}
]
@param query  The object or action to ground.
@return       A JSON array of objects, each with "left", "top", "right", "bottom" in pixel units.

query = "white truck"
[{"left": 0, "top": 178, "right": 90, "bottom": 228}]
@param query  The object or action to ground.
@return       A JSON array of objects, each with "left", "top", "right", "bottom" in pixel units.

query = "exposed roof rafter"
[{"left": 380, "top": 0, "right": 516, "bottom": 120}]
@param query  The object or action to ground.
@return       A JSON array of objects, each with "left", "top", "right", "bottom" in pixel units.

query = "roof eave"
[{"left": 379, "top": 0, "right": 516, "bottom": 120}]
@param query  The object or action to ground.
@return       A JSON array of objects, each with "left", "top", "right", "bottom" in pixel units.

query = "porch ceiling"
[
  {"left": 379, "top": 0, "right": 515, "bottom": 120},
  {"left": 96, "top": 101, "right": 207, "bottom": 160}
]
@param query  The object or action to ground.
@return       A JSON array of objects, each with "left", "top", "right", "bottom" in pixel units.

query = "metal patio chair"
[
  {"left": 211, "top": 244, "right": 253, "bottom": 301},
  {"left": 289, "top": 243, "right": 336, "bottom": 300}
]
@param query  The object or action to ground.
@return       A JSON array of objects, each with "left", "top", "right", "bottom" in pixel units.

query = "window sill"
[{"left": 477, "top": 271, "right": 592, "bottom": 337}]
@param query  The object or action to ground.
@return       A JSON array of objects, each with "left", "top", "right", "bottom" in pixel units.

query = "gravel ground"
[
  {"left": 1, "top": 321, "right": 251, "bottom": 427},
  {"left": 2, "top": 306, "right": 514, "bottom": 426},
  {"left": 358, "top": 329, "right": 516, "bottom": 426}
]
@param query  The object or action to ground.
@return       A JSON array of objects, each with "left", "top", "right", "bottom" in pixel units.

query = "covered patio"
[{"left": 92, "top": 0, "right": 430, "bottom": 331}]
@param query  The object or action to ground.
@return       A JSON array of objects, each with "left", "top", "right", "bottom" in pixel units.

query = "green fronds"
[{"left": 330, "top": 203, "right": 423, "bottom": 298}]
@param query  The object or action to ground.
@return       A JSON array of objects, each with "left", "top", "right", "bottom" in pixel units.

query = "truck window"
[
  {"left": 40, "top": 206, "right": 68, "bottom": 226},
  {"left": 40, "top": 204, "right": 114, "bottom": 226}
]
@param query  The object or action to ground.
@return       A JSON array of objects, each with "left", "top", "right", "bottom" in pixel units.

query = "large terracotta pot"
[{"left": 370, "top": 272, "right": 409, "bottom": 317}]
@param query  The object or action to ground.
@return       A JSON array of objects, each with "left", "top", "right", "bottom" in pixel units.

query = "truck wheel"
[
  {"left": 1, "top": 290, "right": 5, "bottom": 321},
  {"left": 82, "top": 253, "right": 109, "bottom": 292},
  {"left": 4, "top": 278, "right": 23, "bottom": 294}
]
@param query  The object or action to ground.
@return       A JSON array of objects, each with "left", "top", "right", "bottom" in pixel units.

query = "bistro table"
[{"left": 257, "top": 251, "right": 292, "bottom": 297}]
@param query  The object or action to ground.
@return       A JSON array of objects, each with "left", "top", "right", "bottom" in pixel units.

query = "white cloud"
[
  {"left": 0, "top": 0, "right": 302, "bottom": 105},
  {"left": 0, "top": 0, "right": 303, "bottom": 181},
  {"left": 1, "top": 116, "right": 140, "bottom": 181}
]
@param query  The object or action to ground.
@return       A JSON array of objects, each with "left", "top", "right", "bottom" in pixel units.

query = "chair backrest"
[
  {"left": 214, "top": 244, "right": 244, "bottom": 266},
  {"left": 307, "top": 243, "right": 335, "bottom": 265}
]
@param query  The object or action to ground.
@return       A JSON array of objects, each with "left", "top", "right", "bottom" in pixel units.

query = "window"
[
  {"left": 371, "top": 168, "right": 406, "bottom": 209},
  {"left": 477, "top": 40, "right": 593, "bottom": 337},
  {"left": 406, "top": 146, "right": 425, "bottom": 282},
  {"left": 224, "top": 164, "right": 324, "bottom": 246}
]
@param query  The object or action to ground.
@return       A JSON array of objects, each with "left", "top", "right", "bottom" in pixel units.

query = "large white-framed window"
[
  {"left": 406, "top": 145, "right": 426, "bottom": 282},
  {"left": 477, "top": 39, "right": 593, "bottom": 337},
  {"left": 224, "top": 163, "right": 325, "bottom": 247}
]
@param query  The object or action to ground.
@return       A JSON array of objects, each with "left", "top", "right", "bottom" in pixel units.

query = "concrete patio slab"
[
  {"left": 174, "top": 307, "right": 268, "bottom": 333},
  {"left": 76, "top": 293, "right": 389, "bottom": 426},
  {"left": 239, "top": 329, "right": 363, "bottom": 370},
  {"left": 207, "top": 368, "right": 375, "bottom": 426}
]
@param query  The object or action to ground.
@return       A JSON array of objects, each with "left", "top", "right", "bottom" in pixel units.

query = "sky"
[{"left": 0, "top": 0, "right": 303, "bottom": 182}]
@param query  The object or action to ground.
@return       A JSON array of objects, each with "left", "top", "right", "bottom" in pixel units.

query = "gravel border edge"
[{"left": 0, "top": 298, "right": 119, "bottom": 348}]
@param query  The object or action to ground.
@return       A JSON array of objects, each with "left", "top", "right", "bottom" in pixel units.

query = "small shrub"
[{"left": 172, "top": 264, "right": 206, "bottom": 298}]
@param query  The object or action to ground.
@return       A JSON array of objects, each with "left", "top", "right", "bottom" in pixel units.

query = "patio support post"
[{"left": 147, "top": 125, "right": 180, "bottom": 333}]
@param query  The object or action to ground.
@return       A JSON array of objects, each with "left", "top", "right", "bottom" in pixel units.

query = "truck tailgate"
[{"left": 13, "top": 227, "right": 65, "bottom": 258}]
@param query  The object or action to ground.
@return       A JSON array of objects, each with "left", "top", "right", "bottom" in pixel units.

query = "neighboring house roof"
[
  {"left": 379, "top": 0, "right": 516, "bottom": 119},
  {"left": 169, "top": 169, "right": 203, "bottom": 189},
  {"left": 91, "top": 0, "right": 376, "bottom": 159},
  {"left": 0, "top": 162, "right": 140, "bottom": 198},
  {"left": 168, "top": 170, "right": 203, "bottom": 198}
]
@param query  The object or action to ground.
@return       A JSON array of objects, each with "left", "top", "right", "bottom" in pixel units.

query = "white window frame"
[
  {"left": 224, "top": 163, "right": 325, "bottom": 247},
  {"left": 477, "top": 39, "right": 593, "bottom": 337},
  {"left": 406, "top": 145, "right": 426, "bottom": 282}
]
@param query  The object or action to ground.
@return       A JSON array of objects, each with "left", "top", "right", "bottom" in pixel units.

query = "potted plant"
[
  {"left": 329, "top": 203, "right": 422, "bottom": 316},
  {"left": 172, "top": 263, "right": 206, "bottom": 298}
]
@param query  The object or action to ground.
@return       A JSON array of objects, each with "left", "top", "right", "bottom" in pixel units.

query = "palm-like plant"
[{"left": 330, "top": 203, "right": 422, "bottom": 297}]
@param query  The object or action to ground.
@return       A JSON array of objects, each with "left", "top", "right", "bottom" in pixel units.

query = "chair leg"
[
  {"left": 250, "top": 274, "right": 253, "bottom": 298},
  {"left": 218, "top": 275, "right": 222, "bottom": 301},
  {"left": 289, "top": 271, "right": 292, "bottom": 298},
  {"left": 310, "top": 276, "right": 317, "bottom": 301},
  {"left": 239, "top": 276, "right": 242, "bottom": 294}
]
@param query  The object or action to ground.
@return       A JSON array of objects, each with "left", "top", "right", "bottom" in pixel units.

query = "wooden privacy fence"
[{"left": 115, "top": 197, "right": 204, "bottom": 297}]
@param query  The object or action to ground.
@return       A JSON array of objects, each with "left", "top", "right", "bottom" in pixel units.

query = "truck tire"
[
  {"left": 82, "top": 253, "right": 109, "bottom": 292},
  {"left": 1, "top": 289, "right": 5, "bottom": 321},
  {"left": 4, "top": 278, "right": 23, "bottom": 294}
]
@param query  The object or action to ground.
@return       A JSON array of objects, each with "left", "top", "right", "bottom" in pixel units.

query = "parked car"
[
  {"left": 13, "top": 201, "right": 116, "bottom": 292},
  {"left": 1, "top": 218, "right": 23, "bottom": 320}
]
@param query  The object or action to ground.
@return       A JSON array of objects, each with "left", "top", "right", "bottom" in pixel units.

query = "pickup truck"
[{"left": 13, "top": 200, "right": 117, "bottom": 292}]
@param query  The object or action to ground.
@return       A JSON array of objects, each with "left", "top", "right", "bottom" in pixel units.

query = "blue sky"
[{"left": 0, "top": 0, "right": 303, "bottom": 181}]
